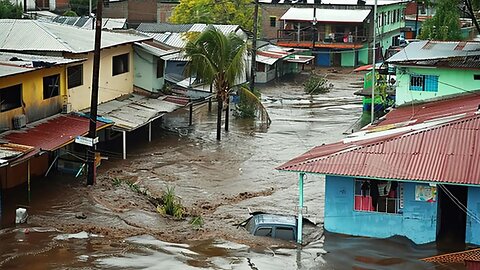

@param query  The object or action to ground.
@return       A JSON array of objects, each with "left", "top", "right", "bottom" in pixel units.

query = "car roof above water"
[{"left": 252, "top": 214, "right": 296, "bottom": 227}]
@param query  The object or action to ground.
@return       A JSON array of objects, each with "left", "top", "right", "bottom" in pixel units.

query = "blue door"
[{"left": 315, "top": 50, "right": 331, "bottom": 67}]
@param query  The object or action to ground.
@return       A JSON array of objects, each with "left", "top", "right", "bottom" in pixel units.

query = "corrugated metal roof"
[
  {"left": 278, "top": 114, "right": 480, "bottom": 185},
  {"left": 391, "top": 55, "right": 480, "bottom": 69},
  {"left": 137, "top": 23, "right": 193, "bottom": 33},
  {"left": 281, "top": 7, "right": 371, "bottom": 22},
  {"left": 189, "top": 24, "right": 241, "bottom": 35},
  {"left": 0, "top": 143, "right": 34, "bottom": 161},
  {"left": 134, "top": 42, "right": 178, "bottom": 57},
  {"left": 0, "top": 52, "right": 84, "bottom": 78},
  {"left": 0, "top": 114, "right": 111, "bottom": 165},
  {"left": 43, "top": 16, "right": 126, "bottom": 30},
  {"left": 260, "top": 0, "right": 406, "bottom": 5},
  {"left": 0, "top": 20, "right": 149, "bottom": 53},
  {"left": 96, "top": 94, "right": 185, "bottom": 132},
  {"left": 387, "top": 40, "right": 480, "bottom": 63},
  {"left": 278, "top": 94, "right": 480, "bottom": 185}
]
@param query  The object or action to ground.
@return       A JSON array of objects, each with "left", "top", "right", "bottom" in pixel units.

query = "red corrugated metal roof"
[
  {"left": 0, "top": 114, "right": 111, "bottom": 164},
  {"left": 372, "top": 93, "right": 480, "bottom": 128},
  {"left": 277, "top": 112, "right": 480, "bottom": 185}
]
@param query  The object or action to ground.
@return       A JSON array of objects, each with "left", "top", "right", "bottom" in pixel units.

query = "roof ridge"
[{"left": 33, "top": 20, "right": 75, "bottom": 52}]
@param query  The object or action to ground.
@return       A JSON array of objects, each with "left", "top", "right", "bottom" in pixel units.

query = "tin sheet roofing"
[
  {"left": 96, "top": 94, "right": 185, "bottom": 132},
  {"left": 0, "top": 20, "right": 149, "bottom": 53},
  {"left": 387, "top": 40, "right": 480, "bottom": 63},
  {"left": 0, "top": 114, "right": 110, "bottom": 165},
  {"left": 260, "top": 0, "right": 406, "bottom": 5},
  {"left": 281, "top": 7, "right": 371, "bottom": 22},
  {"left": 256, "top": 44, "right": 297, "bottom": 65},
  {"left": 0, "top": 143, "right": 34, "bottom": 162},
  {"left": 389, "top": 55, "right": 480, "bottom": 69},
  {"left": 278, "top": 94, "right": 480, "bottom": 185},
  {"left": 137, "top": 23, "right": 193, "bottom": 33},
  {"left": 0, "top": 52, "right": 84, "bottom": 78},
  {"left": 134, "top": 42, "right": 178, "bottom": 57},
  {"left": 43, "top": 16, "right": 126, "bottom": 30}
]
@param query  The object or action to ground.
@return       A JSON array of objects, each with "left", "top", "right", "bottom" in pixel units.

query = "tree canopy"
[
  {"left": 185, "top": 27, "right": 247, "bottom": 140},
  {"left": 70, "top": 0, "right": 96, "bottom": 16},
  {"left": 170, "top": 0, "right": 255, "bottom": 32},
  {"left": 0, "top": 0, "right": 22, "bottom": 19},
  {"left": 419, "top": 0, "right": 463, "bottom": 40}
]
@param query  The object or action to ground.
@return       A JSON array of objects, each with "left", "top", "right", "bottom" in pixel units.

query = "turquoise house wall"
[
  {"left": 376, "top": 4, "right": 406, "bottom": 56},
  {"left": 324, "top": 175, "right": 438, "bottom": 244},
  {"left": 358, "top": 44, "right": 369, "bottom": 65},
  {"left": 341, "top": 50, "right": 356, "bottom": 67},
  {"left": 466, "top": 186, "right": 480, "bottom": 245},
  {"left": 395, "top": 66, "right": 480, "bottom": 106},
  {"left": 133, "top": 47, "right": 165, "bottom": 93}
]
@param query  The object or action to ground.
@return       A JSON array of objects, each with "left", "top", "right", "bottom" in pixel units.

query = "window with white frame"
[
  {"left": 354, "top": 179, "right": 403, "bottom": 214},
  {"left": 410, "top": 74, "right": 439, "bottom": 92}
]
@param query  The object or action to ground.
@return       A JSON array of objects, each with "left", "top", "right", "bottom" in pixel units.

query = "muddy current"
[{"left": 0, "top": 70, "right": 461, "bottom": 269}]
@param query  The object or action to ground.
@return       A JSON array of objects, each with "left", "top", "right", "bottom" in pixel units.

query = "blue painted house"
[{"left": 277, "top": 93, "right": 480, "bottom": 246}]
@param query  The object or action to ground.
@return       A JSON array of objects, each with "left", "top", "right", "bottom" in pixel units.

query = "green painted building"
[
  {"left": 387, "top": 40, "right": 480, "bottom": 106},
  {"left": 275, "top": 0, "right": 408, "bottom": 67}
]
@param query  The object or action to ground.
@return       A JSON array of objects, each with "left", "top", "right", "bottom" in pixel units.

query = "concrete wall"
[
  {"left": 324, "top": 175, "right": 438, "bottom": 244},
  {"left": 0, "top": 66, "right": 66, "bottom": 130},
  {"left": 256, "top": 68, "right": 276, "bottom": 83},
  {"left": 395, "top": 66, "right": 480, "bottom": 106},
  {"left": 65, "top": 45, "right": 134, "bottom": 111},
  {"left": 133, "top": 47, "right": 165, "bottom": 92},
  {"left": 466, "top": 186, "right": 480, "bottom": 245}
]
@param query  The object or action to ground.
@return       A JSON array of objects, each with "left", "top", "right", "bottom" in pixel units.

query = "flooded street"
[{"left": 0, "top": 69, "right": 457, "bottom": 269}]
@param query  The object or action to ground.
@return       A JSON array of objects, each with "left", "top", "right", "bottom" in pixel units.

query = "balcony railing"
[{"left": 278, "top": 30, "right": 367, "bottom": 44}]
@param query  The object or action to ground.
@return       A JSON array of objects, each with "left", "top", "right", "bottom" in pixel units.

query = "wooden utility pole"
[
  {"left": 86, "top": 0, "right": 103, "bottom": 186},
  {"left": 249, "top": 0, "right": 259, "bottom": 91}
]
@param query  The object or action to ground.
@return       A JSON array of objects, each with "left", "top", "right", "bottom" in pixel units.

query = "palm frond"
[{"left": 237, "top": 86, "right": 271, "bottom": 126}]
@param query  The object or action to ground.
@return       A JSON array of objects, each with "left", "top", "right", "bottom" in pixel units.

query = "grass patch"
[{"left": 157, "top": 186, "right": 184, "bottom": 219}]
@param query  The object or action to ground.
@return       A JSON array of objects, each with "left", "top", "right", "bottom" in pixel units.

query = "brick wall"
[
  {"left": 103, "top": 0, "right": 128, "bottom": 19},
  {"left": 157, "top": 2, "right": 178, "bottom": 23},
  {"left": 128, "top": 0, "right": 157, "bottom": 24},
  {"left": 260, "top": 4, "right": 289, "bottom": 40}
]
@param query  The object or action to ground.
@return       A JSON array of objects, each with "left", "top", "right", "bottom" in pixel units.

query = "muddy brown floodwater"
[{"left": 0, "top": 69, "right": 463, "bottom": 269}]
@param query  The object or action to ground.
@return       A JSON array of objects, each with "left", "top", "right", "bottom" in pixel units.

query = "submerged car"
[{"left": 243, "top": 213, "right": 297, "bottom": 241}]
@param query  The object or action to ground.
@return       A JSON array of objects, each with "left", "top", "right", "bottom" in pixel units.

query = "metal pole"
[
  {"left": 148, "top": 122, "right": 152, "bottom": 142},
  {"left": 414, "top": 2, "right": 419, "bottom": 38},
  {"left": 249, "top": 0, "right": 259, "bottom": 91},
  {"left": 87, "top": 0, "right": 103, "bottom": 186},
  {"left": 370, "top": 0, "right": 377, "bottom": 124},
  {"left": 297, "top": 173, "right": 305, "bottom": 244},
  {"left": 122, "top": 130, "right": 127, "bottom": 160},
  {"left": 27, "top": 160, "right": 30, "bottom": 203},
  {"left": 189, "top": 103, "right": 193, "bottom": 126}
]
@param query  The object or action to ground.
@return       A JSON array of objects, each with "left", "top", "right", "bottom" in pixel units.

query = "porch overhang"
[{"left": 277, "top": 41, "right": 364, "bottom": 49}]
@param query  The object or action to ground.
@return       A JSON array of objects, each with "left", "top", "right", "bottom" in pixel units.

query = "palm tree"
[{"left": 185, "top": 27, "right": 269, "bottom": 140}]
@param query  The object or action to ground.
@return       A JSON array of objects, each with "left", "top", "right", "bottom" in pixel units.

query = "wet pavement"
[{"left": 0, "top": 69, "right": 464, "bottom": 269}]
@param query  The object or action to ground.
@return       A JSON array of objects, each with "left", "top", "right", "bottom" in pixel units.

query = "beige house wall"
[{"left": 66, "top": 45, "right": 134, "bottom": 111}]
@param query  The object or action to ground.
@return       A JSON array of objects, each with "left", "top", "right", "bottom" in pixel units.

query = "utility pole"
[
  {"left": 86, "top": 0, "right": 103, "bottom": 186},
  {"left": 90, "top": 0, "right": 94, "bottom": 30},
  {"left": 371, "top": 0, "right": 378, "bottom": 124},
  {"left": 249, "top": 0, "right": 259, "bottom": 91},
  {"left": 312, "top": 4, "right": 317, "bottom": 70}
]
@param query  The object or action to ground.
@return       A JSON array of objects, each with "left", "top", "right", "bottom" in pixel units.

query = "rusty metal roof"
[
  {"left": 0, "top": 114, "right": 111, "bottom": 165},
  {"left": 277, "top": 94, "right": 480, "bottom": 185},
  {"left": 422, "top": 248, "right": 480, "bottom": 263}
]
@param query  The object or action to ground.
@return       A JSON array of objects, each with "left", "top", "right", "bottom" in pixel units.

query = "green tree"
[
  {"left": 170, "top": 0, "right": 255, "bottom": 32},
  {"left": 419, "top": 0, "right": 463, "bottom": 40},
  {"left": 0, "top": 0, "right": 22, "bottom": 19},
  {"left": 184, "top": 27, "right": 268, "bottom": 140}
]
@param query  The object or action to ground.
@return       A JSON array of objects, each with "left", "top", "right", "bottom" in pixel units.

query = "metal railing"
[{"left": 277, "top": 29, "right": 367, "bottom": 44}]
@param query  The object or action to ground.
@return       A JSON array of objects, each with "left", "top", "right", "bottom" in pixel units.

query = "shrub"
[{"left": 304, "top": 74, "right": 331, "bottom": 94}]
